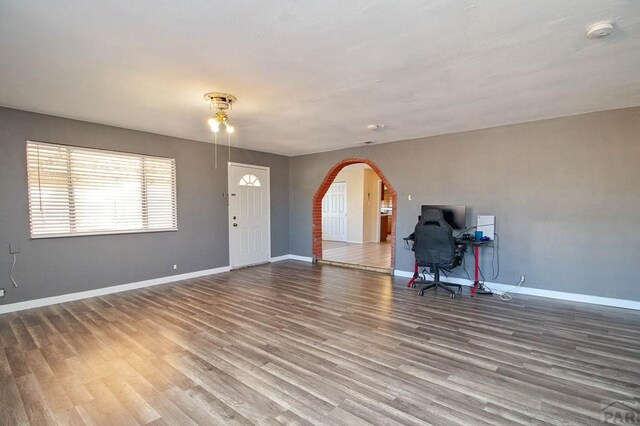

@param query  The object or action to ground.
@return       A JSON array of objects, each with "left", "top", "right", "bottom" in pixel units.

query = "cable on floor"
[{"left": 10, "top": 253, "right": 18, "bottom": 288}]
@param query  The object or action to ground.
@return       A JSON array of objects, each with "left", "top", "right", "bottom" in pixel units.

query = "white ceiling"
[{"left": 1, "top": 1, "right": 639, "bottom": 156}]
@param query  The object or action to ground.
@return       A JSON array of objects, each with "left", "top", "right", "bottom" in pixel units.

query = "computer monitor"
[{"left": 420, "top": 205, "right": 467, "bottom": 229}]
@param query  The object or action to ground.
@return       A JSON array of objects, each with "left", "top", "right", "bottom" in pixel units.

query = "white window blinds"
[{"left": 26, "top": 141, "right": 177, "bottom": 238}]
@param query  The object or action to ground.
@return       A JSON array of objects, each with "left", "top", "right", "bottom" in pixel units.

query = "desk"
[
  {"left": 403, "top": 236, "right": 494, "bottom": 296},
  {"left": 455, "top": 238, "right": 493, "bottom": 296}
]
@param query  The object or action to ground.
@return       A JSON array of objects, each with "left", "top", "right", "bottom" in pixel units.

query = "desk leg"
[
  {"left": 471, "top": 245, "right": 479, "bottom": 296},
  {"left": 407, "top": 260, "right": 419, "bottom": 287},
  {"left": 471, "top": 244, "right": 493, "bottom": 296}
]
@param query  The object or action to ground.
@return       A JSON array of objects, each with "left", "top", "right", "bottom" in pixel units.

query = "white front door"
[
  {"left": 322, "top": 181, "right": 347, "bottom": 241},
  {"left": 228, "top": 163, "right": 270, "bottom": 268}
]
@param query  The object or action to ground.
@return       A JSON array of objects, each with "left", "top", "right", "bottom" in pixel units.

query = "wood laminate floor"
[
  {"left": 1, "top": 261, "right": 639, "bottom": 425},
  {"left": 323, "top": 240, "right": 392, "bottom": 269}
]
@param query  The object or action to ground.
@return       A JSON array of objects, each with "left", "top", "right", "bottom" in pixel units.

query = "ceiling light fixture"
[
  {"left": 586, "top": 20, "right": 614, "bottom": 39},
  {"left": 204, "top": 92, "right": 237, "bottom": 168}
]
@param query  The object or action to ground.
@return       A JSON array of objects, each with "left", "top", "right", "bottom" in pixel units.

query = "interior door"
[
  {"left": 322, "top": 181, "right": 347, "bottom": 241},
  {"left": 228, "top": 163, "right": 270, "bottom": 268}
]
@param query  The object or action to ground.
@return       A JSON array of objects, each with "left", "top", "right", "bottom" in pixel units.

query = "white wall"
[{"left": 332, "top": 165, "right": 380, "bottom": 243}]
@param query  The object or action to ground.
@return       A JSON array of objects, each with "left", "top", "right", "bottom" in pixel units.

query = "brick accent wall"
[{"left": 312, "top": 157, "right": 397, "bottom": 268}]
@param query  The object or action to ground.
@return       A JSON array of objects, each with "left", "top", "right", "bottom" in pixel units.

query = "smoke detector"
[
  {"left": 367, "top": 124, "right": 386, "bottom": 131},
  {"left": 586, "top": 21, "right": 614, "bottom": 39}
]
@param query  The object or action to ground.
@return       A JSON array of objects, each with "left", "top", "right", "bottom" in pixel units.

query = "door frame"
[
  {"left": 227, "top": 162, "right": 271, "bottom": 269},
  {"left": 322, "top": 180, "right": 348, "bottom": 242},
  {"left": 376, "top": 181, "right": 382, "bottom": 243}
]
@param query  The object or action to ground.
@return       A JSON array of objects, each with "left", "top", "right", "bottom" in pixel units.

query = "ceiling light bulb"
[
  {"left": 226, "top": 125, "right": 234, "bottom": 134},
  {"left": 211, "top": 123, "right": 220, "bottom": 133},
  {"left": 208, "top": 118, "right": 216, "bottom": 127}
]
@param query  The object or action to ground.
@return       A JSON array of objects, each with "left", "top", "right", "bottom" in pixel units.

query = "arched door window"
[{"left": 239, "top": 174, "right": 261, "bottom": 187}]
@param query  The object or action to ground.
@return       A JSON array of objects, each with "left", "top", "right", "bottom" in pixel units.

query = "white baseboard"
[
  {"left": 289, "top": 254, "right": 313, "bottom": 262},
  {"left": 269, "top": 255, "right": 291, "bottom": 262},
  {"left": 4, "top": 259, "right": 637, "bottom": 315},
  {"left": 271, "top": 254, "right": 313, "bottom": 263},
  {"left": 1, "top": 256, "right": 320, "bottom": 315},
  {"left": 393, "top": 270, "right": 418, "bottom": 278},
  {"left": 0, "top": 266, "right": 231, "bottom": 315},
  {"left": 394, "top": 269, "right": 640, "bottom": 311},
  {"left": 271, "top": 254, "right": 314, "bottom": 263}
]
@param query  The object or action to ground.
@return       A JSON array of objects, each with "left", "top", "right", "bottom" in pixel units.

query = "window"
[
  {"left": 239, "top": 174, "right": 261, "bottom": 187},
  {"left": 26, "top": 141, "right": 177, "bottom": 238}
]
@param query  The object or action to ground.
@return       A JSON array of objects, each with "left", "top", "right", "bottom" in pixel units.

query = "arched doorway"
[{"left": 312, "top": 157, "right": 397, "bottom": 271}]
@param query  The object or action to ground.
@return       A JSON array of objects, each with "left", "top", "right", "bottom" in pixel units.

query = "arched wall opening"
[{"left": 312, "top": 157, "right": 397, "bottom": 270}]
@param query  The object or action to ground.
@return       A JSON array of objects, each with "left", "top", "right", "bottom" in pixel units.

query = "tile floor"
[{"left": 322, "top": 239, "right": 392, "bottom": 269}]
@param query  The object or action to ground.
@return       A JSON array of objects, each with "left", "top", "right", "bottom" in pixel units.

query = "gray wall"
[
  {"left": 3, "top": 106, "right": 639, "bottom": 305},
  {"left": 289, "top": 107, "right": 640, "bottom": 301},
  {"left": 0, "top": 107, "right": 289, "bottom": 305}
]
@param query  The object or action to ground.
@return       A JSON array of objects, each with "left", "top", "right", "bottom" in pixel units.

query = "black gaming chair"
[{"left": 413, "top": 208, "right": 464, "bottom": 298}]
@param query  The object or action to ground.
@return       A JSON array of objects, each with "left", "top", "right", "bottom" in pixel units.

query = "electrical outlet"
[
  {"left": 9, "top": 242, "right": 20, "bottom": 254},
  {"left": 172, "top": 264, "right": 178, "bottom": 270},
  {"left": 0, "top": 288, "right": 5, "bottom": 298},
  {"left": 520, "top": 274, "right": 526, "bottom": 284}
]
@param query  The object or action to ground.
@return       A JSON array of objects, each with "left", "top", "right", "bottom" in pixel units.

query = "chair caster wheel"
[
  {"left": 458, "top": 287, "right": 463, "bottom": 293},
  {"left": 450, "top": 293, "right": 455, "bottom": 299}
]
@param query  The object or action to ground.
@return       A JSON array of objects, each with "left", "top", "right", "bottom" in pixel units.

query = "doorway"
[
  {"left": 228, "top": 162, "right": 270, "bottom": 269},
  {"left": 312, "top": 158, "right": 397, "bottom": 272}
]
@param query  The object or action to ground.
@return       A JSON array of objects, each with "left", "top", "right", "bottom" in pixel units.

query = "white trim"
[
  {"left": 393, "top": 269, "right": 419, "bottom": 278},
  {"left": 393, "top": 270, "right": 640, "bottom": 311},
  {"left": 271, "top": 254, "right": 320, "bottom": 263},
  {"left": 345, "top": 240, "right": 364, "bottom": 244},
  {"left": 0, "top": 256, "right": 316, "bottom": 315},
  {"left": 376, "top": 181, "right": 382, "bottom": 242},
  {"left": 269, "top": 254, "right": 313, "bottom": 263},
  {"left": 288, "top": 254, "right": 313, "bottom": 262},
  {"left": 227, "top": 161, "right": 270, "bottom": 171},
  {"left": 269, "top": 254, "right": 291, "bottom": 262},
  {"left": 0, "top": 266, "right": 231, "bottom": 315}
]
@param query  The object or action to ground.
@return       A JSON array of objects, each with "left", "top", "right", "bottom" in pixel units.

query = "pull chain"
[{"left": 210, "top": 102, "right": 218, "bottom": 169}]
